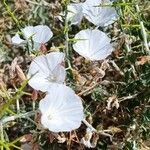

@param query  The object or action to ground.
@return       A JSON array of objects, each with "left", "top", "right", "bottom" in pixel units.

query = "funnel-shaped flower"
[
  {"left": 82, "top": 0, "right": 118, "bottom": 27},
  {"left": 12, "top": 25, "right": 53, "bottom": 50},
  {"left": 67, "top": 3, "right": 83, "bottom": 25},
  {"left": 39, "top": 84, "right": 84, "bottom": 132},
  {"left": 73, "top": 29, "right": 113, "bottom": 61},
  {"left": 27, "top": 52, "right": 66, "bottom": 92}
]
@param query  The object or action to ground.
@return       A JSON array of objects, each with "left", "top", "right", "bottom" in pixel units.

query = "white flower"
[
  {"left": 27, "top": 52, "right": 66, "bottom": 92},
  {"left": 12, "top": 25, "right": 53, "bottom": 50},
  {"left": 73, "top": 29, "right": 113, "bottom": 61},
  {"left": 82, "top": 0, "right": 118, "bottom": 27},
  {"left": 67, "top": 3, "right": 83, "bottom": 25},
  {"left": 39, "top": 84, "right": 84, "bottom": 132}
]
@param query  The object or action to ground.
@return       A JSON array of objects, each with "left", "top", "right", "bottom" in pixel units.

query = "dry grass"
[{"left": 0, "top": 0, "right": 150, "bottom": 149}]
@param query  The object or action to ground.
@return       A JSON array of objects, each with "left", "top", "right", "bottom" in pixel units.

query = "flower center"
[
  {"left": 47, "top": 114, "right": 53, "bottom": 120},
  {"left": 47, "top": 75, "right": 57, "bottom": 82}
]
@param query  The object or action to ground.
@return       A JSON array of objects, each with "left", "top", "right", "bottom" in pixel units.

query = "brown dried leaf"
[
  {"left": 0, "top": 18, "right": 5, "bottom": 29},
  {"left": 136, "top": 56, "right": 150, "bottom": 65},
  {"left": 81, "top": 128, "right": 98, "bottom": 148},
  {"left": 20, "top": 134, "right": 33, "bottom": 143},
  {"left": 106, "top": 95, "right": 119, "bottom": 110},
  {"left": 100, "top": 60, "right": 110, "bottom": 71},
  {"left": 72, "top": 69, "right": 86, "bottom": 86},
  {"left": 40, "top": 44, "right": 47, "bottom": 54},
  {"left": 108, "top": 126, "right": 122, "bottom": 134},
  {"left": 15, "top": 65, "right": 27, "bottom": 81},
  {"left": 15, "top": 0, "right": 28, "bottom": 11}
]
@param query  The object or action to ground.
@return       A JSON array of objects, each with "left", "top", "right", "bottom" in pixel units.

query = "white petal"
[
  {"left": 28, "top": 55, "right": 50, "bottom": 77},
  {"left": 46, "top": 52, "right": 65, "bottom": 71},
  {"left": 33, "top": 42, "right": 41, "bottom": 50},
  {"left": 28, "top": 73, "right": 53, "bottom": 92},
  {"left": 11, "top": 34, "right": 25, "bottom": 45},
  {"left": 39, "top": 84, "right": 84, "bottom": 132},
  {"left": 52, "top": 65, "right": 66, "bottom": 84},
  {"left": 33, "top": 25, "right": 53, "bottom": 43},
  {"left": 73, "top": 29, "right": 113, "bottom": 61},
  {"left": 67, "top": 3, "right": 83, "bottom": 25},
  {"left": 83, "top": 0, "right": 101, "bottom": 5},
  {"left": 82, "top": 0, "right": 118, "bottom": 26},
  {"left": 21, "top": 26, "right": 34, "bottom": 39},
  {"left": 28, "top": 52, "right": 65, "bottom": 77},
  {"left": 27, "top": 52, "right": 66, "bottom": 92}
]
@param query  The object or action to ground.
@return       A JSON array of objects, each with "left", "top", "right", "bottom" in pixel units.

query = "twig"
[
  {"left": 77, "top": 83, "right": 99, "bottom": 96},
  {"left": 98, "top": 131, "right": 113, "bottom": 141},
  {"left": 82, "top": 119, "right": 113, "bottom": 140},
  {"left": 82, "top": 119, "right": 97, "bottom": 132},
  {"left": 119, "top": 94, "right": 138, "bottom": 102},
  {"left": 110, "top": 60, "right": 124, "bottom": 76},
  {"left": 145, "top": 105, "right": 150, "bottom": 108}
]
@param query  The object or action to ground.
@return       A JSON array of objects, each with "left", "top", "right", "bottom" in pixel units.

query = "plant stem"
[
  {"left": 0, "top": 123, "right": 4, "bottom": 150},
  {"left": 64, "top": 0, "right": 72, "bottom": 70},
  {"left": 3, "top": 0, "right": 20, "bottom": 28},
  {"left": 119, "top": 0, "right": 132, "bottom": 53},
  {"left": 0, "top": 111, "right": 36, "bottom": 125},
  {"left": 82, "top": 119, "right": 97, "bottom": 132},
  {"left": 135, "top": 4, "right": 150, "bottom": 55}
]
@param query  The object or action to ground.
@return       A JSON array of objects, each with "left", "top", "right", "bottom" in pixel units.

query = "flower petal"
[
  {"left": 73, "top": 29, "right": 113, "bottom": 61},
  {"left": 39, "top": 84, "right": 84, "bottom": 132},
  {"left": 27, "top": 52, "right": 66, "bottom": 92},
  {"left": 21, "top": 26, "right": 35, "bottom": 39},
  {"left": 28, "top": 73, "right": 52, "bottom": 92},
  {"left": 52, "top": 65, "right": 66, "bottom": 84},
  {"left": 33, "top": 25, "right": 53, "bottom": 43},
  {"left": 46, "top": 52, "right": 65, "bottom": 71},
  {"left": 11, "top": 34, "right": 25, "bottom": 45},
  {"left": 67, "top": 3, "right": 83, "bottom": 25},
  {"left": 28, "top": 55, "right": 50, "bottom": 76},
  {"left": 82, "top": 0, "right": 118, "bottom": 26}
]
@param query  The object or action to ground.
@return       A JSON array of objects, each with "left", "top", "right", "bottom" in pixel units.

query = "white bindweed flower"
[
  {"left": 39, "top": 84, "right": 84, "bottom": 132},
  {"left": 12, "top": 25, "right": 53, "bottom": 50},
  {"left": 73, "top": 29, "right": 113, "bottom": 61},
  {"left": 82, "top": 0, "right": 118, "bottom": 27},
  {"left": 27, "top": 52, "right": 66, "bottom": 92},
  {"left": 67, "top": 3, "right": 83, "bottom": 25}
]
